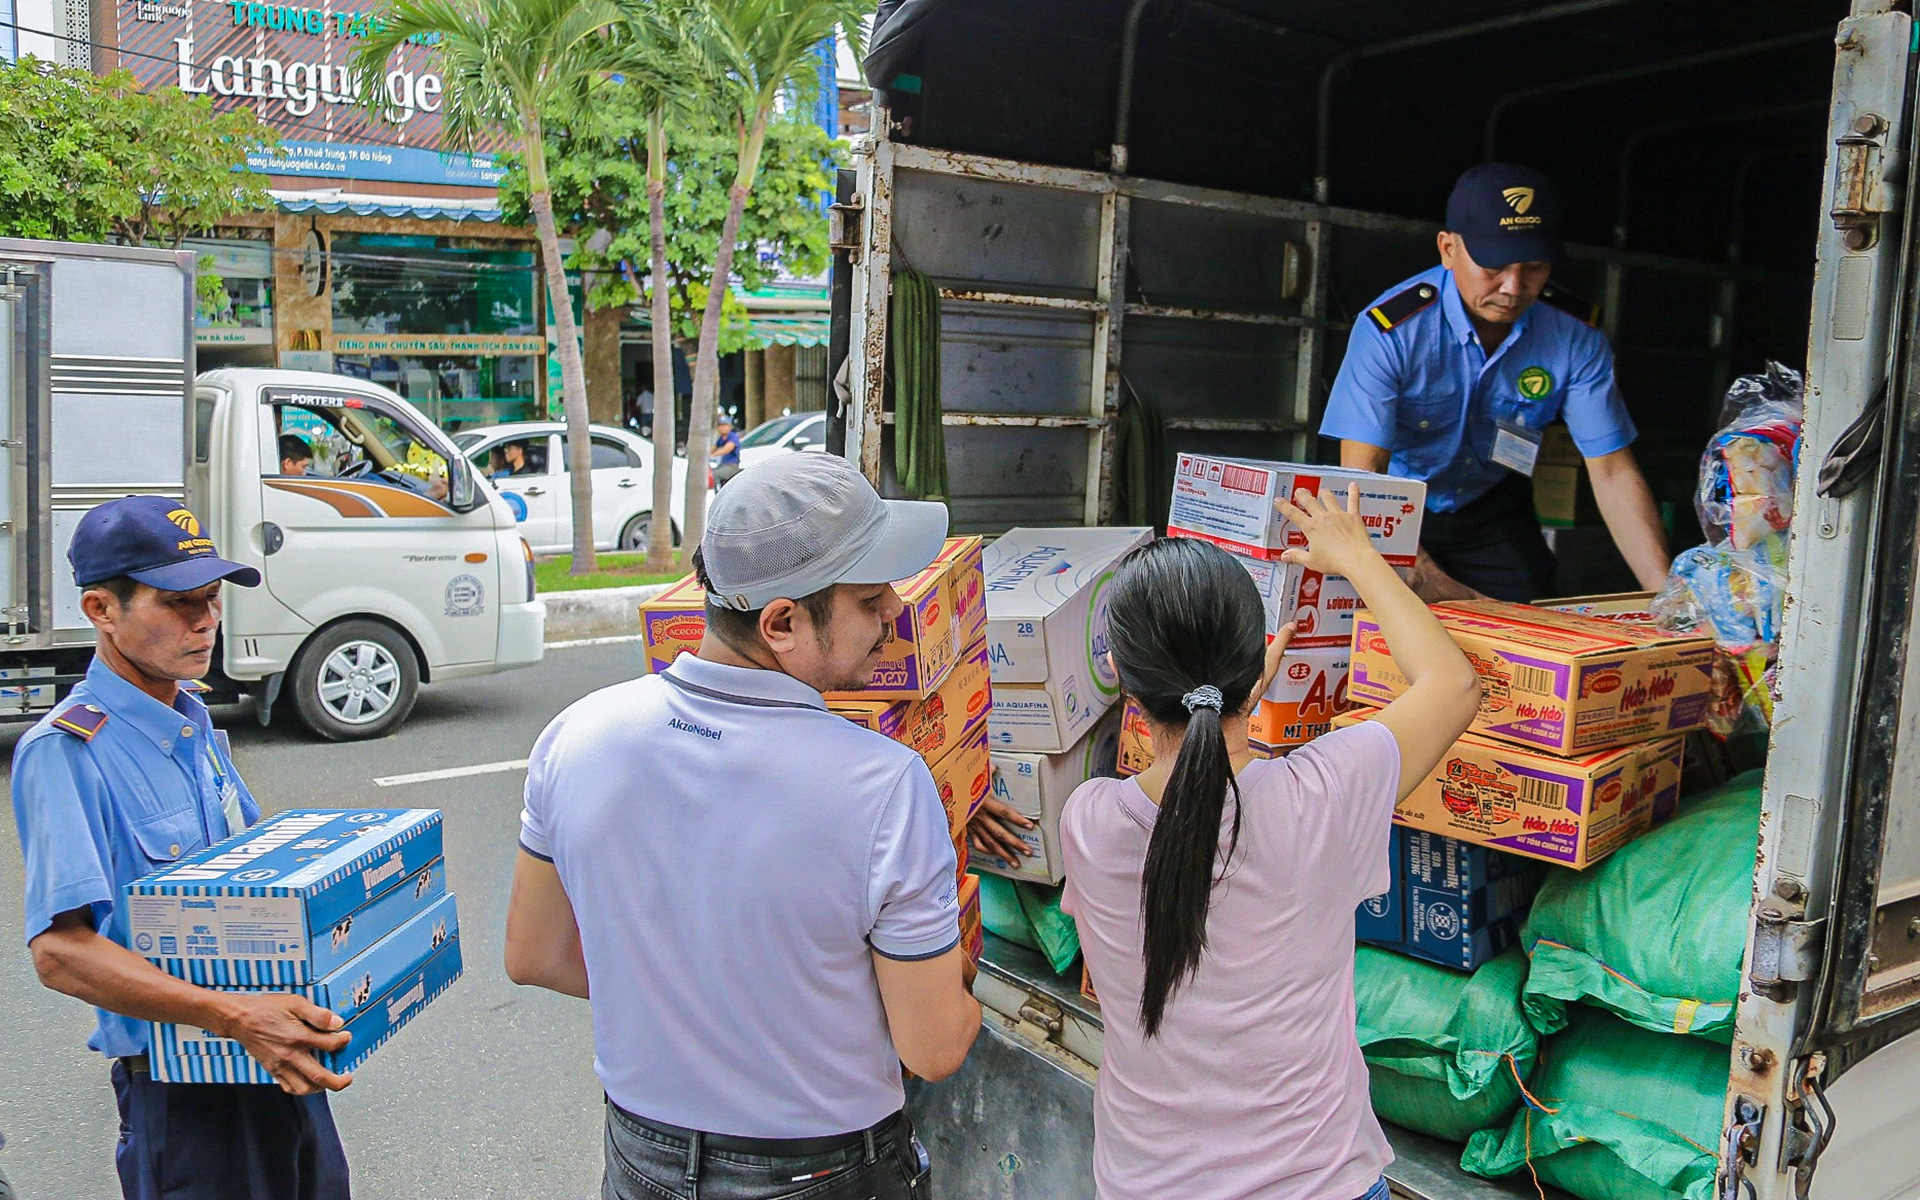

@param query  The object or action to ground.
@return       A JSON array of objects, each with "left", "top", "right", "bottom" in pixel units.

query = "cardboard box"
[
  {"left": 1250, "top": 645, "right": 1352, "bottom": 751},
  {"left": 1355, "top": 826, "right": 1406, "bottom": 943},
  {"left": 1539, "top": 591, "right": 1659, "bottom": 625},
  {"left": 951, "top": 821, "right": 970, "bottom": 878},
  {"left": 1166, "top": 454, "right": 1425, "bottom": 564},
  {"left": 1117, "top": 696, "right": 1155, "bottom": 777},
  {"left": 152, "top": 892, "right": 458, "bottom": 1057},
  {"left": 937, "top": 535, "right": 988, "bottom": 648},
  {"left": 829, "top": 640, "right": 991, "bottom": 763},
  {"left": 930, "top": 719, "right": 993, "bottom": 837},
  {"left": 128, "top": 809, "right": 444, "bottom": 986},
  {"left": 1335, "top": 708, "right": 1685, "bottom": 870},
  {"left": 983, "top": 526, "right": 1152, "bottom": 752},
  {"left": 957, "top": 873, "right": 982, "bottom": 963},
  {"left": 1533, "top": 425, "right": 1600, "bottom": 528},
  {"left": 1081, "top": 960, "right": 1099, "bottom": 1006},
  {"left": 1349, "top": 600, "right": 1714, "bottom": 755},
  {"left": 979, "top": 709, "right": 1122, "bottom": 884},
  {"left": 153, "top": 937, "right": 463, "bottom": 1084},
  {"left": 1206, "top": 547, "right": 1409, "bottom": 649},
  {"left": 638, "top": 575, "right": 708, "bottom": 674},
  {"left": 1356, "top": 829, "right": 1540, "bottom": 970}
]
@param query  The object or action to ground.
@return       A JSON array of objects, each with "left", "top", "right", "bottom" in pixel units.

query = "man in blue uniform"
[
  {"left": 1319, "top": 164, "right": 1671, "bottom": 601},
  {"left": 12, "top": 496, "right": 353, "bottom": 1200}
]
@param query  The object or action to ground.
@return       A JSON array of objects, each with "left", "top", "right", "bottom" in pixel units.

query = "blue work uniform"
[
  {"left": 1318, "top": 264, "right": 1638, "bottom": 599},
  {"left": 11, "top": 657, "right": 349, "bottom": 1200}
]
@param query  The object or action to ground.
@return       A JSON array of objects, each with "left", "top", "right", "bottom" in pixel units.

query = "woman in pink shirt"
[{"left": 1062, "top": 487, "right": 1482, "bottom": 1200}]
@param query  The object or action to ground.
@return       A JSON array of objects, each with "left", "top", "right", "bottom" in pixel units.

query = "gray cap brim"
[{"left": 840, "top": 498, "right": 949, "bottom": 587}]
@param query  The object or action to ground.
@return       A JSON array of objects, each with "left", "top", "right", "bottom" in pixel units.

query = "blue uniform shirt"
[
  {"left": 11, "top": 657, "right": 258, "bottom": 1058},
  {"left": 1319, "top": 265, "right": 1638, "bottom": 512}
]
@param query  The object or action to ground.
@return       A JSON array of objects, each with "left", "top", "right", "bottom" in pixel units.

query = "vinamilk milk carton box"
[
  {"left": 126, "top": 809, "right": 443, "bottom": 985},
  {"left": 983, "top": 527, "right": 1151, "bottom": 753}
]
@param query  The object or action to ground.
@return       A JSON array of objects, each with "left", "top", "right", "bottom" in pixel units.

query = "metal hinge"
[
  {"left": 829, "top": 194, "right": 866, "bottom": 264},
  {"left": 1750, "top": 903, "right": 1825, "bottom": 1000},
  {"left": 1830, "top": 111, "right": 1897, "bottom": 251},
  {"left": 1014, "top": 995, "right": 1063, "bottom": 1041}
]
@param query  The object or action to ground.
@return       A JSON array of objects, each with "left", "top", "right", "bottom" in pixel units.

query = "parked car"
[
  {"left": 729, "top": 410, "right": 828, "bottom": 473},
  {"left": 453, "top": 422, "right": 693, "bottom": 554}
]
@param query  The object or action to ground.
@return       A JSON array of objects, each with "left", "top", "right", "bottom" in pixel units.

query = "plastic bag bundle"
[
  {"left": 1695, "top": 362, "right": 1803, "bottom": 552},
  {"left": 1653, "top": 544, "right": 1785, "bottom": 647}
]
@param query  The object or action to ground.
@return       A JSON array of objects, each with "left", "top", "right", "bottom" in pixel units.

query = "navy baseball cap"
[
  {"left": 69, "top": 496, "right": 262, "bottom": 592},
  {"left": 1445, "top": 163, "right": 1564, "bottom": 268}
]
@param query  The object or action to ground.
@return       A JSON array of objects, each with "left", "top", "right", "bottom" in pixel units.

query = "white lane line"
[
  {"left": 546, "top": 633, "right": 645, "bottom": 650},
  {"left": 375, "top": 759, "right": 529, "bottom": 787}
]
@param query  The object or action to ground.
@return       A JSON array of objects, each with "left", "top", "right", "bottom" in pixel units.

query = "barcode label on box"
[
  {"left": 225, "top": 939, "right": 282, "bottom": 956},
  {"left": 1512, "top": 663, "right": 1557, "bottom": 694},
  {"left": 1518, "top": 776, "right": 1568, "bottom": 808}
]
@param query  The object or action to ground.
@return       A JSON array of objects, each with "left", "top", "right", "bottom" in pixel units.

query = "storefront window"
[
  {"left": 335, "top": 354, "right": 540, "bottom": 432},
  {"left": 189, "top": 237, "right": 274, "bottom": 351},
  {"left": 331, "top": 233, "right": 538, "bottom": 336}
]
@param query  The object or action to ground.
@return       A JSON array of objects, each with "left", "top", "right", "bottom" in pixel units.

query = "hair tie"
[{"left": 1181, "top": 685, "right": 1224, "bottom": 714}]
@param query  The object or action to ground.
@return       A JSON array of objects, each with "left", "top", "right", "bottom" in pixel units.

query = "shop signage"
[
  {"left": 333, "top": 333, "right": 545, "bottom": 356},
  {"left": 197, "top": 327, "right": 275, "bottom": 345},
  {"left": 115, "top": 0, "right": 507, "bottom": 186}
]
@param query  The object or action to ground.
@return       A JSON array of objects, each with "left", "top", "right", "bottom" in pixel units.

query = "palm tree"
[
  {"left": 353, "top": 0, "right": 624, "bottom": 574},
  {"left": 609, "top": 0, "right": 722, "bottom": 572},
  {"left": 679, "top": 0, "right": 867, "bottom": 549}
]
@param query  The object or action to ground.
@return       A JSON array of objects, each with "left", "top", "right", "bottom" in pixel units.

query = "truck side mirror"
[{"left": 448, "top": 456, "right": 480, "bottom": 512}]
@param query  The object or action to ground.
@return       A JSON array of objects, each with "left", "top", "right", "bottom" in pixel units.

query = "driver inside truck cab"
[{"left": 279, "top": 434, "right": 313, "bottom": 476}]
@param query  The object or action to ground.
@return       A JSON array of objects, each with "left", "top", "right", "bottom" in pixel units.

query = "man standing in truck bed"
[{"left": 1319, "top": 163, "right": 1672, "bottom": 602}]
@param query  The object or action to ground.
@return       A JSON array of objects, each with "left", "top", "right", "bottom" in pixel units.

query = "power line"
[{"left": 1, "top": 19, "right": 510, "bottom": 157}]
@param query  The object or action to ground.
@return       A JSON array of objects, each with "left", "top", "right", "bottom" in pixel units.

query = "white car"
[
  {"left": 729, "top": 410, "right": 828, "bottom": 473},
  {"left": 454, "top": 422, "right": 694, "bottom": 554}
]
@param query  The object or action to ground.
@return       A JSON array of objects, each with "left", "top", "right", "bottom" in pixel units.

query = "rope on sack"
[{"left": 890, "top": 263, "right": 949, "bottom": 502}]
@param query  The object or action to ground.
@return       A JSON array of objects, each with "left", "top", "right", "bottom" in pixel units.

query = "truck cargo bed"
[{"left": 905, "top": 935, "right": 1567, "bottom": 1199}]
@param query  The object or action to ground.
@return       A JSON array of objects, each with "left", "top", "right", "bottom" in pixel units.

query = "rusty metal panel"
[
  {"left": 1128, "top": 200, "right": 1309, "bottom": 312},
  {"left": 938, "top": 302, "right": 1095, "bottom": 416},
  {"left": 892, "top": 168, "right": 1103, "bottom": 295},
  {"left": 1121, "top": 316, "right": 1301, "bottom": 426}
]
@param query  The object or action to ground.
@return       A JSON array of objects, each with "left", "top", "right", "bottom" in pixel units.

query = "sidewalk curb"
[{"left": 541, "top": 583, "right": 672, "bottom": 643}]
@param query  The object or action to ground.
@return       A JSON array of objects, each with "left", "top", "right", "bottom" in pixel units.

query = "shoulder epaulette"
[
  {"left": 181, "top": 679, "right": 210, "bottom": 694},
  {"left": 50, "top": 704, "right": 109, "bottom": 741},
  {"left": 1539, "top": 282, "right": 1601, "bottom": 326},
  {"left": 1367, "top": 281, "right": 1441, "bottom": 332}
]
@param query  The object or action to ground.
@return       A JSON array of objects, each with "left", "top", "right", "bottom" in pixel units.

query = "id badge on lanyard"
[
  {"left": 1491, "top": 416, "right": 1543, "bottom": 477},
  {"left": 211, "top": 729, "right": 244, "bottom": 837}
]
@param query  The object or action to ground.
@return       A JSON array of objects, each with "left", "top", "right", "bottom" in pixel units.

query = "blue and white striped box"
[
  {"left": 126, "top": 809, "right": 443, "bottom": 985},
  {"left": 152, "top": 892, "right": 459, "bottom": 1058},
  {"left": 151, "top": 934, "right": 464, "bottom": 1084}
]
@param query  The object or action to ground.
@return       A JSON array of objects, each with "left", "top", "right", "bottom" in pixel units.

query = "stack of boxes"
[
  {"left": 975, "top": 527, "right": 1151, "bottom": 885},
  {"left": 126, "top": 808, "right": 461, "bottom": 1083},
  {"left": 637, "top": 537, "right": 992, "bottom": 962},
  {"left": 1340, "top": 598, "right": 1713, "bottom": 969}
]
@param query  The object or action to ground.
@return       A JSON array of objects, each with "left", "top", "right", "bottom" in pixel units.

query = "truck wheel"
[
  {"left": 620, "top": 513, "right": 682, "bottom": 549},
  {"left": 290, "top": 621, "right": 420, "bottom": 742}
]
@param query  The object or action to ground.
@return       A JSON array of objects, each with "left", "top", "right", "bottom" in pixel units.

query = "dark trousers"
[
  {"left": 603, "top": 1101, "right": 928, "bottom": 1200},
  {"left": 112, "top": 1059, "right": 349, "bottom": 1200},
  {"left": 1420, "top": 472, "right": 1558, "bottom": 602}
]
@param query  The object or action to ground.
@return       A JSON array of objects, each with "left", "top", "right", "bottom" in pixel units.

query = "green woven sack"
[
  {"left": 978, "top": 874, "right": 1081, "bottom": 975},
  {"left": 1521, "top": 771, "right": 1763, "bottom": 1042},
  {"left": 1355, "top": 946, "right": 1537, "bottom": 1143},
  {"left": 1463, "top": 1008, "right": 1730, "bottom": 1200}
]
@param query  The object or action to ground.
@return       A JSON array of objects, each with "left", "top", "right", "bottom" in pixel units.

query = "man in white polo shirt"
[{"left": 504, "top": 453, "right": 982, "bottom": 1200}]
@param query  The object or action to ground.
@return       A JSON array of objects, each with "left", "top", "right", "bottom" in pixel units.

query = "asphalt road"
[{"left": 0, "top": 641, "right": 643, "bottom": 1200}]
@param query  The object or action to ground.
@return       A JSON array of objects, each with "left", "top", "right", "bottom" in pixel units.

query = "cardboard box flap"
[
  {"left": 982, "top": 528, "right": 1154, "bottom": 619},
  {"left": 1427, "top": 600, "right": 1710, "bottom": 655}
]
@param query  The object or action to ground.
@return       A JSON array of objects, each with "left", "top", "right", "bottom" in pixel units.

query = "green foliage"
[
  {"left": 0, "top": 58, "right": 277, "bottom": 245},
  {"left": 497, "top": 99, "right": 839, "bottom": 353}
]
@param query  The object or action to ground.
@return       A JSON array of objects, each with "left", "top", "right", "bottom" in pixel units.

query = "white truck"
[
  {"left": 0, "top": 238, "right": 544, "bottom": 741},
  {"left": 842, "top": 2, "right": 1920, "bottom": 1196}
]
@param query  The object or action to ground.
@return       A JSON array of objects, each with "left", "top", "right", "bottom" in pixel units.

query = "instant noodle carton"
[
  {"left": 980, "top": 709, "right": 1121, "bottom": 884},
  {"left": 127, "top": 809, "right": 444, "bottom": 986},
  {"left": 829, "top": 639, "right": 991, "bottom": 762},
  {"left": 1349, "top": 600, "right": 1714, "bottom": 755},
  {"left": 957, "top": 873, "right": 983, "bottom": 963},
  {"left": 1198, "top": 544, "right": 1411, "bottom": 649},
  {"left": 983, "top": 527, "right": 1152, "bottom": 752},
  {"left": 1166, "top": 454, "right": 1425, "bottom": 564},
  {"left": 1538, "top": 591, "right": 1658, "bottom": 625},
  {"left": 638, "top": 575, "right": 708, "bottom": 674},
  {"left": 934, "top": 535, "right": 988, "bottom": 648},
  {"left": 1335, "top": 708, "right": 1685, "bottom": 870},
  {"left": 1116, "top": 695, "right": 1291, "bottom": 775},
  {"left": 1249, "top": 645, "right": 1352, "bottom": 752},
  {"left": 951, "top": 821, "right": 970, "bottom": 878},
  {"left": 1080, "top": 961, "right": 1099, "bottom": 1006},
  {"left": 929, "top": 719, "right": 993, "bottom": 837}
]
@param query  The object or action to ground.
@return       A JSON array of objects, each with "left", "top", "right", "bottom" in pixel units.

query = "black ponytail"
[{"left": 1104, "top": 537, "right": 1268, "bottom": 1037}]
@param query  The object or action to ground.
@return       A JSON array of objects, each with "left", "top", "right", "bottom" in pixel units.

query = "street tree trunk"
[
  {"left": 524, "top": 110, "right": 598, "bottom": 575},
  {"left": 644, "top": 108, "right": 678, "bottom": 572},
  {"left": 681, "top": 104, "right": 773, "bottom": 551}
]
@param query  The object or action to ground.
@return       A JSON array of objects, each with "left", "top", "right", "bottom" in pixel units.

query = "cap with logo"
[
  {"left": 69, "top": 495, "right": 263, "bottom": 591},
  {"left": 700, "top": 453, "right": 948, "bottom": 611},
  {"left": 1445, "top": 162, "right": 1564, "bottom": 269}
]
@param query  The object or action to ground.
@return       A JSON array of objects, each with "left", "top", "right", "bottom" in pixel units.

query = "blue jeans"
[
  {"left": 1356, "top": 1179, "right": 1391, "bottom": 1200},
  {"left": 602, "top": 1101, "right": 930, "bottom": 1200}
]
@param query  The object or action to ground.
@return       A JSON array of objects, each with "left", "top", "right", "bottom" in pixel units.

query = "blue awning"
[{"left": 275, "top": 198, "right": 506, "bottom": 223}]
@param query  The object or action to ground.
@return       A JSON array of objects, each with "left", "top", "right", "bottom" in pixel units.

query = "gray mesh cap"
[{"left": 701, "top": 453, "right": 949, "bottom": 611}]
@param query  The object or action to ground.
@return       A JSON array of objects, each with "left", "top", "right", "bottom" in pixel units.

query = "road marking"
[
  {"left": 546, "top": 633, "right": 645, "bottom": 650},
  {"left": 375, "top": 759, "right": 529, "bottom": 787}
]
